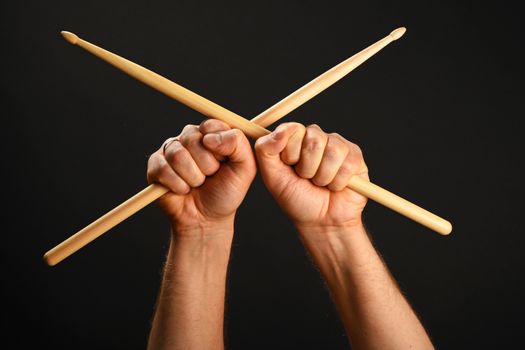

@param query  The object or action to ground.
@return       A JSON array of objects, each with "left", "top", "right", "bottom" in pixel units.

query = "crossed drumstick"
[{"left": 44, "top": 27, "right": 452, "bottom": 266}]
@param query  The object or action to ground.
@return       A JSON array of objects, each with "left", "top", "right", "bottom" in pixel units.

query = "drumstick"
[
  {"left": 251, "top": 27, "right": 407, "bottom": 126},
  {"left": 44, "top": 28, "right": 450, "bottom": 266}
]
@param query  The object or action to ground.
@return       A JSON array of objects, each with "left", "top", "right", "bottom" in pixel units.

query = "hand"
[
  {"left": 254, "top": 123, "right": 368, "bottom": 231},
  {"left": 147, "top": 119, "right": 256, "bottom": 234}
]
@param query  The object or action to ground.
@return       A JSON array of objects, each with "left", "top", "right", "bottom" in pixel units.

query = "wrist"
[
  {"left": 295, "top": 222, "right": 370, "bottom": 267},
  {"left": 168, "top": 218, "right": 235, "bottom": 269},
  {"left": 171, "top": 214, "right": 235, "bottom": 239},
  {"left": 295, "top": 220, "right": 366, "bottom": 243}
]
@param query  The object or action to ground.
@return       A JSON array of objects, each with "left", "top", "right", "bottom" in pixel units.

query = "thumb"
[
  {"left": 202, "top": 128, "right": 255, "bottom": 175},
  {"left": 254, "top": 123, "right": 302, "bottom": 192}
]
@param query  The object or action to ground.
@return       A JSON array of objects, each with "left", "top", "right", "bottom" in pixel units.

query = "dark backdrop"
[{"left": 2, "top": 1, "right": 523, "bottom": 348}]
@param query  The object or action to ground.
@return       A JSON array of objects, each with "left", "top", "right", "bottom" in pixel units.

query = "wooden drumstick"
[
  {"left": 44, "top": 28, "right": 450, "bottom": 266},
  {"left": 252, "top": 27, "right": 407, "bottom": 126}
]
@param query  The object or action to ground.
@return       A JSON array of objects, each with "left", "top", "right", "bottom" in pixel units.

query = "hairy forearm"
[
  {"left": 148, "top": 222, "right": 234, "bottom": 350},
  {"left": 298, "top": 224, "right": 434, "bottom": 350}
]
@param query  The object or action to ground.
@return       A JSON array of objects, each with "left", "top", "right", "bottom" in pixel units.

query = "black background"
[{"left": 2, "top": 1, "right": 524, "bottom": 349}]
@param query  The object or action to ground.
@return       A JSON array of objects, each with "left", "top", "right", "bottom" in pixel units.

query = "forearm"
[
  {"left": 298, "top": 224, "right": 434, "bottom": 350},
  {"left": 148, "top": 221, "right": 234, "bottom": 350}
]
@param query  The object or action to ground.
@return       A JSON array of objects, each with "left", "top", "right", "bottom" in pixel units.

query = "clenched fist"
[
  {"left": 147, "top": 119, "right": 256, "bottom": 234},
  {"left": 255, "top": 123, "right": 368, "bottom": 231}
]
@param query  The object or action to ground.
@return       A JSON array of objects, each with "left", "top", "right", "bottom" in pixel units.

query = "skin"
[
  {"left": 147, "top": 119, "right": 434, "bottom": 350},
  {"left": 146, "top": 119, "right": 256, "bottom": 350},
  {"left": 255, "top": 123, "right": 434, "bottom": 350}
]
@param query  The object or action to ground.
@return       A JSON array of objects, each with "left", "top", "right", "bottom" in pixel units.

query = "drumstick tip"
[
  {"left": 389, "top": 27, "right": 407, "bottom": 40},
  {"left": 43, "top": 251, "right": 56, "bottom": 266},
  {"left": 61, "top": 31, "right": 79, "bottom": 45}
]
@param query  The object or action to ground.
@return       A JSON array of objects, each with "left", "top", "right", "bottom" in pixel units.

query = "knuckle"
[
  {"left": 330, "top": 132, "right": 348, "bottom": 144},
  {"left": 146, "top": 167, "right": 156, "bottom": 183},
  {"left": 345, "top": 158, "right": 358, "bottom": 171},
  {"left": 303, "top": 134, "right": 325, "bottom": 152},
  {"left": 291, "top": 123, "right": 306, "bottom": 138},
  {"left": 350, "top": 142, "right": 363, "bottom": 156},
  {"left": 182, "top": 124, "right": 198, "bottom": 133},
  {"left": 179, "top": 125, "right": 202, "bottom": 146},
  {"left": 199, "top": 119, "right": 211, "bottom": 128},
  {"left": 147, "top": 155, "right": 162, "bottom": 178},
  {"left": 329, "top": 132, "right": 345, "bottom": 139},
  {"left": 338, "top": 160, "right": 356, "bottom": 177},
  {"left": 285, "top": 122, "right": 306, "bottom": 131},
  {"left": 199, "top": 119, "right": 228, "bottom": 132},
  {"left": 307, "top": 123, "right": 322, "bottom": 130},
  {"left": 147, "top": 152, "right": 157, "bottom": 167},
  {"left": 303, "top": 125, "right": 328, "bottom": 151},
  {"left": 232, "top": 128, "right": 244, "bottom": 141},
  {"left": 351, "top": 146, "right": 365, "bottom": 164},
  {"left": 166, "top": 145, "right": 188, "bottom": 164},
  {"left": 180, "top": 131, "right": 202, "bottom": 147},
  {"left": 199, "top": 119, "right": 213, "bottom": 132},
  {"left": 160, "top": 138, "right": 175, "bottom": 153},
  {"left": 294, "top": 122, "right": 306, "bottom": 130},
  {"left": 323, "top": 144, "right": 342, "bottom": 160},
  {"left": 224, "top": 129, "right": 244, "bottom": 148},
  {"left": 329, "top": 132, "right": 348, "bottom": 145}
]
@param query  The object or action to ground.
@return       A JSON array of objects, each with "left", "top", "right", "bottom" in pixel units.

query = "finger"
[
  {"left": 312, "top": 133, "right": 350, "bottom": 187},
  {"left": 202, "top": 128, "right": 252, "bottom": 164},
  {"left": 327, "top": 142, "right": 368, "bottom": 191},
  {"left": 280, "top": 122, "right": 306, "bottom": 165},
  {"left": 179, "top": 125, "right": 221, "bottom": 176},
  {"left": 295, "top": 124, "right": 328, "bottom": 179},
  {"left": 254, "top": 123, "right": 303, "bottom": 159},
  {"left": 199, "top": 119, "right": 232, "bottom": 134},
  {"left": 199, "top": 119, "right": 230, "bottom": 162},
  {"left": 254, "top": 123, "right": 304, "bottom": 194},
  {"left": 164, "top": 141, "right": 206, "bottom": 187},
  {"left": 147, "top": 152, "right": 190, "bottom": 194},
  {"left": 202, "top": 128, "right": 256, "bottom": 181}
]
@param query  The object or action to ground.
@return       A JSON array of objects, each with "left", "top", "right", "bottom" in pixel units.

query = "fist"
[
  {"left": 147, "top": 119, "right": 256, "bottom": 233},
  {"left": 254, "top": 123, "right": 368, "bottom": 230}
]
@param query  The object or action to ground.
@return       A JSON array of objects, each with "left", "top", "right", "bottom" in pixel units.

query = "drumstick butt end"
[
  {"left": 389, "top": 27, "right": 406, "bottom": 40},
  {"left": 61, "top": 31, "right": 79, "bottom": 45},
  {"left": 437, "top": 220, "right": 453, "bottom": 235}
]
